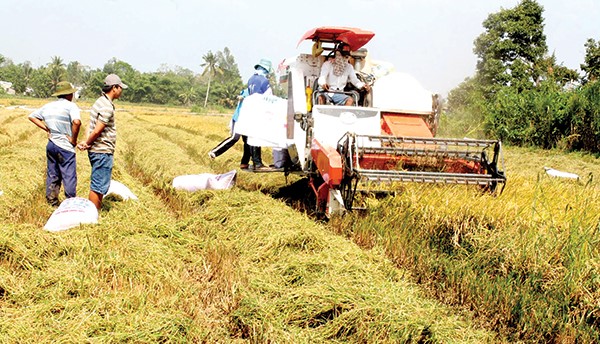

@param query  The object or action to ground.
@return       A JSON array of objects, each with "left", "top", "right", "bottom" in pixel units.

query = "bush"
[
  {"left": 478, "top": 81, "right": 600, "bottom": 154},
  {"left": 566, "top": 81, "right": 600, "bottom": 152}
]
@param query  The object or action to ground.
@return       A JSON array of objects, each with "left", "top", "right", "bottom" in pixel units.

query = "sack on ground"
[
  {"left": 43, "top": 197, "right": 98, "bottom": 232},
  {"left": 106, "top": 180, "right": 138, "bottom": 200},
  {"left": 173, "top": 170, "right": 237, "bottom": 191}
]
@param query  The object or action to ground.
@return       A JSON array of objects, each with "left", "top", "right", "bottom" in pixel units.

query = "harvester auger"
[{"left": 247, "top": 26, "right": 506, "bottom": 217}]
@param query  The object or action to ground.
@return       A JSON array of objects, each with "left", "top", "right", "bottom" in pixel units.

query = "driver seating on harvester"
[{"left": 312, "top": 78, "right": 359, "bottom": 106}]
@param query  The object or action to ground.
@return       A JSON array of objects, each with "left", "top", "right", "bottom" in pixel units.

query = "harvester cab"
[{"left": 275, "top": 26, "right": 506, "bottom": 217}]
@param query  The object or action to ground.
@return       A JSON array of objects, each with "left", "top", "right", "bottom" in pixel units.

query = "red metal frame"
[
  {"left": 298, "top": 26, "right": 375, "bottom": 51},
  {"left": 381, "top": 112, "right": 434, "bottom": 138},
  {"left": 310, "top": 138, "right": 343, "bottom": 187},
  {"left": 309, "top": 138, "right": 344, "bottom": 213}
]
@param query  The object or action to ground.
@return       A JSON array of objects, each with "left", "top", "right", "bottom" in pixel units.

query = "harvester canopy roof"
[{"left": 297, "top": 26, "right": 375, "bottom": 51}]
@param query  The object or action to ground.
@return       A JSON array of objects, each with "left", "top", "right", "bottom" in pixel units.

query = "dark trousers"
[
  {"left": 210, "top": 132, "right": 262, "bottom": 166},
  {"left": 46, "top": 140, "right": 77, "bottom": 205}
]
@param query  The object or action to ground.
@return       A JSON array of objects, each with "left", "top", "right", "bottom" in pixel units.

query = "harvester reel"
[
  {"left": 340, "top": 173, "right": 358, "bottom": 211},
  {"left": 480, "top": 143, "right": 506, "bottom": 194}
]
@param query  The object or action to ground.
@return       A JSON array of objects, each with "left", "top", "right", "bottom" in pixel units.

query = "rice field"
[{"left": 1, "top": 96, "right": 599, "bottom": 342}]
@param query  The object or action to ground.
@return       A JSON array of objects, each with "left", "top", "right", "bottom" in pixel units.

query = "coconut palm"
[
  {"left": 48, "top": 56, "right": 65, "bottom": 93},
  {"left": 178, "top": 87, "right": 196, "bottom": 106},
  {"left": 200, "top": 51, "right": 223, "bottom": 107}
]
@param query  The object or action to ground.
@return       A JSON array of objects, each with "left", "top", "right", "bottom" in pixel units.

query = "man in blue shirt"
[{"left": 208, "top": 58, "right": 273, "bottom": 171}]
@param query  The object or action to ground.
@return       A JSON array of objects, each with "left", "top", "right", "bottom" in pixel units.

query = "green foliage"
[
  {"left": 581, "top": 38, "right": 600, "bottom": 83},
  {"left": 200, "top": 51, "right": 222, "bottom": 108},
  {"left": 446, "top": 0, "right": 600, "bottom": 155},
  {"left": 441, "top": 77, "right": 488, "bottom": 138},
  {"left": 29, "top": 67, "right": 53, "bottom": 98},
  {"left": 66, "top": 61, "right": 91, "bottom": 87},
  {"left": 0, "top": 48, "right": 243, "bottom": 109},
  {"left": 482, "top": 80, "right": 600, "bottom": 151},
  {"left": 47, "top": 56, "right": 65, "bottom": 93},
  {"left": 473, "top": 0, "right": 548, "bottom": 97},
  {"left": 566, "top": 81, "right": 600, "bottom": 151}
]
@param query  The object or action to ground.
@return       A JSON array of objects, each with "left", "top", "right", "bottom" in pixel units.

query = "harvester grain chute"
[{"left": 255, "top": 26, "right": 506, "bottom": 216}]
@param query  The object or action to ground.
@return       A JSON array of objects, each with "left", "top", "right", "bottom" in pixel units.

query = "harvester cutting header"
[{"left": 240, "top": 26, "right": 506, "bottom": 216}]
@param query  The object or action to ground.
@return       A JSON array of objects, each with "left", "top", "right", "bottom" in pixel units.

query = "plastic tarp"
[
  {"left": 544, "top": 167, "right": 579, "bottom": 180},
  {"left": 233, "top": 93, "right": 288, "bottom": 148},
  {"left": 173, "top": 170, "right": 237, "bottom": 192},
  {"left": 43, "top": 197, "right": 98, "bottom": 232}
]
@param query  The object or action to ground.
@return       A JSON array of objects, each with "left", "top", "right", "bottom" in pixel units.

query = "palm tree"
[
  {"left": 48, "top": 56, "right": 65, "bottom": 93},
  {"left": 178, "top": 87, "right": 196, "bottom": 106},
  {"left": 20, "top": 62, "right": 34, "bottom": 94},
  {"left": 200, "top": 51, "right": 223, "bottom": 107}
]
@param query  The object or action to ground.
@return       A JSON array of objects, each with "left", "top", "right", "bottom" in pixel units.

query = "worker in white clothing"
[{"left": 317, "top": 44, "right": 371, "bottom": 105}]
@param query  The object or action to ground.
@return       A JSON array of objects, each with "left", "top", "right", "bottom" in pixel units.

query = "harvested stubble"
[{"left": 0, "top": 99, "right": 497, "bottom": 343}]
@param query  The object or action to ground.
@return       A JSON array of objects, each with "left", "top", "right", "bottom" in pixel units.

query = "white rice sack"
[
  {"left": 43, "top": 197, "right": 98, "bottom": 232},
  {"left": 207, "top": 170, "right": 237, "bottom": 190},
  {"left": 173, "top": 170, "right": 237, "bottom": 191},
  {"left": 106, "top": 180, "right": 138, "bottom": 200}
]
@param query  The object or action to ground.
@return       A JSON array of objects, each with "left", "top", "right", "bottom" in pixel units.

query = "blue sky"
[{"left": 1, "top": 0, "right": 598, "bottom": 95}]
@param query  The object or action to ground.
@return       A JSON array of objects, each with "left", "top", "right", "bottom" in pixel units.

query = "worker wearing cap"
[
  {"left": 28, "top": 81, "right": 81, "bottom": 206},
  {"left": 317, "top": 44, "right": 370, "bottom": 105},
  {"left": 77, "top": 74, "right": 127, "bottom": 210}
]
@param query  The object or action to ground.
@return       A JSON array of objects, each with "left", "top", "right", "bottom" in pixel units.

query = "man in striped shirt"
[
  {"left": 78, "top": 74, "right": 127, "bottom": 210},
  {"left": 28, "top": 81, "right": 81, "bottom": 206}
]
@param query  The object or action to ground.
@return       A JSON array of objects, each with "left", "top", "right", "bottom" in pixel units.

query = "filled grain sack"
[
  {"left": 173, "top": 170, "right": 237, "bottom": 192},
  {"left": 43, "top": 197, "right": 98, "bottom": 232},
  {"left": 106, "top": 180, "right": 138, "bottom": 200}
]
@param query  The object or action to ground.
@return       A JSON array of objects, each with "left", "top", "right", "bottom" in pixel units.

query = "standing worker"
[
  {"left": 28, "top": 81, "right": 81, "bottom": 206},
  {"left": 208, "top": 58, "right": 274, "bottom": 171},
  {"left": 77, "top": 74, "right": 127, "bottom": 210}
]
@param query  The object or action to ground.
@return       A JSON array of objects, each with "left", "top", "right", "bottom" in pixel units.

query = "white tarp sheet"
[{"left": 233, "top": 93, "right": 288, "bottom": 148}]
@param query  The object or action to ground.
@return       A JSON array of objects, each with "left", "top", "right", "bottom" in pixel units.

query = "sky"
[{"left": 1, "top": 0, "right": 598, "bottom": 96}]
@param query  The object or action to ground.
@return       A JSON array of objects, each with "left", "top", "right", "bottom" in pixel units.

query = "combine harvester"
[{"left": 245, "top": 26, "right": 506, "bottom": 216}]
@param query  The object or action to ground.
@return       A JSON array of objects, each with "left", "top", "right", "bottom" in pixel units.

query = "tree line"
[
  {"left": 443, "top": 0, "right": 600, "bottom": 154},
  {"left": 0, "top": 48, "right": 245, "bottom": 110}
]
